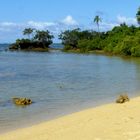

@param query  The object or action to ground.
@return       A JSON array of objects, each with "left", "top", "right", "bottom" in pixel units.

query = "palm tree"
[
  {"left": 23, "top": 28, "right": 34, "bottom": 39},
  {"left": 136, "top": 7, "right": 140, "bottom": 25},
  {"left": 94, "top": 15, "right": 102, "bottom": 33}
]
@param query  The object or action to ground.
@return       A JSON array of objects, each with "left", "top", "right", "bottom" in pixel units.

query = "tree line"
[
  {"left": 59, "top": 7, "right": 140, "bottom": 56},
  {"left": 10, "top": 7, "right": 140, "bottom": 56}
]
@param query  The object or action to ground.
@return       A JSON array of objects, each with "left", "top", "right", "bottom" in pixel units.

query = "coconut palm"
[
  {"left": 94, "top": 15, "right": 102, "bottom": 33},
  {"left": 136, "top": 7, "right": 140, "bottom": 25}
]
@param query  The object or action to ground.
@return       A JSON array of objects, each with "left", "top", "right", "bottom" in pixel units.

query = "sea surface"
[{"left": 1, "top": 44, "right": 140, "bottom": 133}]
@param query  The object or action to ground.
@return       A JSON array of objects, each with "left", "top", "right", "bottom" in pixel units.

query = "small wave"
[{"left": 0, "top": 72, "right": 15, "bottom": 78}]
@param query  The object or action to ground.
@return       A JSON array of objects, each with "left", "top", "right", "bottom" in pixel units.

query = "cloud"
[
  {"left": 0, "top": 22, "right": 18, "bottom": 31},
  {"left": 0, "top": 22, "right": 17, "bottom": 26},
  {"left": 61, "top": 15, "right": 78, "bottom": 25},
  {"left": 27, "top": 21, "right": 56, "bottom": 30},
  {"left": 99, "top": 22, "right": 119, "bottom": 31},
  {"left": 0, "top": 15, "right": 79, "bottom": 42},
  {"left": 89, "top": 15, "right": 138, "bottom": 31},
  {"left": 117, "top": 15, "right": 137, "bottom": 25},
  {"left": 0, "top": 15, "right": 138, "bottom": 43},
  {"left": 0, "top": 15, "right": 78, "bottom": 32}
]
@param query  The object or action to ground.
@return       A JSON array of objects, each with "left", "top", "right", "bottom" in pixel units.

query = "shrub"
[{"left": 131, "top": 45, "right": 140, "bottom": 57}]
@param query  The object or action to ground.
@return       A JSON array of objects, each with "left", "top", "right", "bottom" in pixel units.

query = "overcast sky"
[{"left": 0, "top": 0, "right": 139, "bottom": 43}]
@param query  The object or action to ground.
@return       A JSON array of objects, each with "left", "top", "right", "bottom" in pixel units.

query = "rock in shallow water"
[{"left": 12, "top": 97, "right": 32, "bottom": 105}]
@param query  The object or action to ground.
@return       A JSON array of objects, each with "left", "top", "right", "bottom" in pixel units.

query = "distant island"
[{"left": 9, "top": 28, "right": 54, "bottom": 51}]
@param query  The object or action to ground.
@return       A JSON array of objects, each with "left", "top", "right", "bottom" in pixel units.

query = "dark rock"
[{"left": 116, "top": 94, "right": 130, "bottom": 104}]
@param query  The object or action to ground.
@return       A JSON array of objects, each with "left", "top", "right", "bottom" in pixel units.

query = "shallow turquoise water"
[{"left": 1, "top": 49, "right": 140, "bottom": 133}]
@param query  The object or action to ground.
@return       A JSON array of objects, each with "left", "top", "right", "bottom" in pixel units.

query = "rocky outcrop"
[
  {"left": 116, "top": 94, "right": 129, "bottom": 104},
  {"left": 13, "top": 97, "right": 32, "bottom": 105}
]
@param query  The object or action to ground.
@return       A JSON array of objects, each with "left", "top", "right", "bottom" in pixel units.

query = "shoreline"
[
  {"left": 0, "top": 96, "right": 115, "bottom": 134},
  {"left": 1, "top": 96, "right": 140, "bottom": 139},
  {"left": 62, "top": 49, "right": 140, "bottom": 59}
]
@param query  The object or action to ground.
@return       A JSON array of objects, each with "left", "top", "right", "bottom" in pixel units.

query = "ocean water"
[
  {"left": 0, "top": 44, "right": 9, "bottom": 51},
  {"left": 1, "top": 45, "right": 140, "bottom": 133}
]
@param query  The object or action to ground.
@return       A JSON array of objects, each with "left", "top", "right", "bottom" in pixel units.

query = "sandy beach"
[{"left": 1, "top": 97, "right": 140, "bottom": 140}]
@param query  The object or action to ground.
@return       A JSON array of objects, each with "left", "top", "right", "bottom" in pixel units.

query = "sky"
[{"left": 0, "top": 0, "right": 139, "bottom": 43}]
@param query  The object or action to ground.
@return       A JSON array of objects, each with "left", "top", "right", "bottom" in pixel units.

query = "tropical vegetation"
[
  {"left": 59, "top": 7, "right": 140, "bottom": 57},
  {"left": 9, "top": 7, "right": 140, "bottom": 56},
  {"left": 9, "top": 28, "right": 54, "bottom": 51}
]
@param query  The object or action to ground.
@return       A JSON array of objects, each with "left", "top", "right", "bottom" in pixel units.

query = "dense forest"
[{"left": 59, "top": 7, "right": 140, "bottom": 56}]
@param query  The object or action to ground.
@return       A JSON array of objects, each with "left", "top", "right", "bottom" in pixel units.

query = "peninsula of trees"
[
  {"left": 10, "top": 28, "right": 54, "bottom": 51},
  {"left": 59, "top": 7, "right": 140, "bottom": 57}
]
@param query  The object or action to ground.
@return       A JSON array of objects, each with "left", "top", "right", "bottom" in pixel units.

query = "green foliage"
[
  {"left": 59, "top": 23, "right": 140, "bottom": 57},
  {"left": 94, "top": 15, "right": 102, "bottom": 24},
  {"left": 77, "top": 39, "right": 102, "bottom": 52},
  {"left": 10, "top": 29, "right": 53, "bottom": 51},
  {"left": 114, "top": 32, "right": 140, "bottom": 56},
  {"left": 63, "top": 45, "right": 73, "bottom": 51},
  {"left": 59, "top": 28, "right": 81, "bottom": 48},
  {"left": 23, "top": 28, "right": 34, "bottom": 39},
  {"left": 34, "top": 30, "right": 54, "bottom": 47},
  {"left": 59, "top": 29, "right": 99, "bottom": 51},
  {"left": 77, "top": 39, "right": 91, "bottom": 52},
  {"left": 10, "top": 39, "right": 31, "bottom": 50},
  {"left": 34, "top": 30, "right": 53, "bottom": 42},
  {"left": 114, "top": 36, "right": 134, "bottom": 55},
  {"left": 131, "top": 45, "right": 140, "bottom": 57}
]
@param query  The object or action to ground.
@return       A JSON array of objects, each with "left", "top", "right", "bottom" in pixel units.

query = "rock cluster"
[
  {"left": 13, "top": 97, "right": 32, "bottom": 105},
  {"left": 116, "top": 95, "right": 130, "bottom": 103}
]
